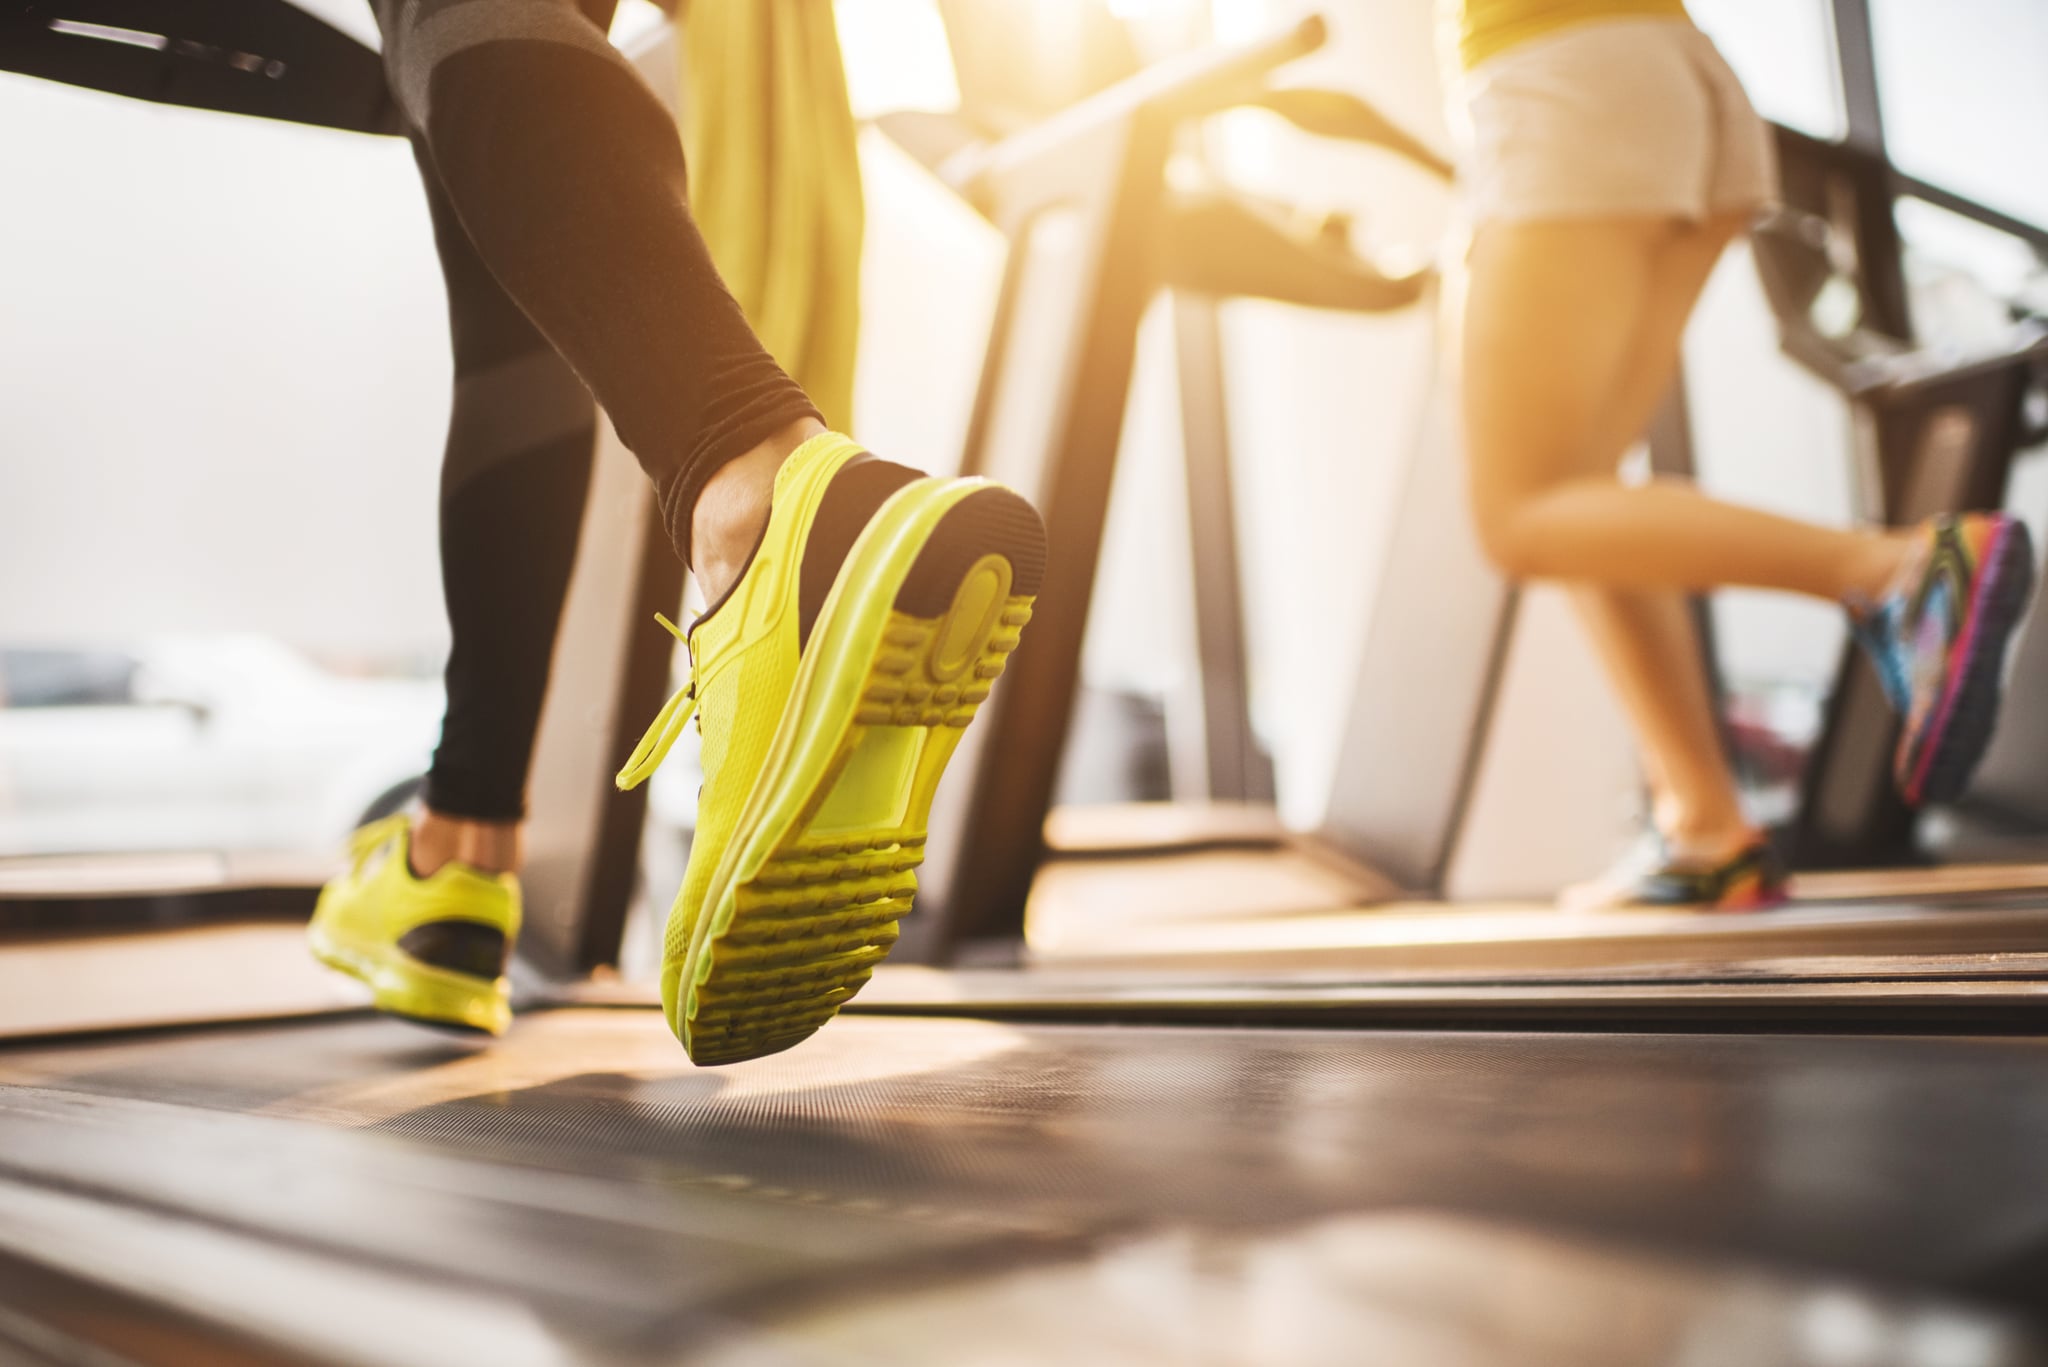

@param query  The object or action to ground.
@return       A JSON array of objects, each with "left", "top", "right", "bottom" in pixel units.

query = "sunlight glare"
[
  {"left": 1209, "top": 0, "right": 1279, "bottom": 42},
  {"left": 835, "top": 0, "right": 961, "bottom": 119},
  {"left": 1105, "top": 0, "right": 1198, "bottom": 16}
]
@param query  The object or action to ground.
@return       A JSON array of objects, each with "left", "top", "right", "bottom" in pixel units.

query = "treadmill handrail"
[
  {"left": 1753, "top": 209, "right": 2048, "bottom": 402},
  {"left": 1248, "top": 85, "right": 1456, "bottom": 182},
  {"left": 955, "top": 15, "right": 1328, "bottom": 215}
]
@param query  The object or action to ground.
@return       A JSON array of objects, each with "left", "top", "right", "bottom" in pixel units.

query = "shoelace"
[
  {"left": 1846, "top": 594, "right": 1912, "bottom": 712},
  {"left": 347, "top": 812, "right": 413, "bottom": 871},
  {"left": 1844, "top": 518, "right": 1968, "bottom": 716},
  {"left": 616, "top": 613, "right": 695, "bottom": 792}
]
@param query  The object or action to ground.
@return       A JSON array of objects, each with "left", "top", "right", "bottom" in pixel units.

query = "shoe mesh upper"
[{"left": 656, "top": 433, "right": 869, "bottom": 968}]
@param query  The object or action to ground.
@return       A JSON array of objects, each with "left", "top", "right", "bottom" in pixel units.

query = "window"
[
  {"left": 1869, "top": 0, "right": 2048, "bottom": 232},
  {"left": 1689, "top": 0, "right": 1844, "bottom": 140}
]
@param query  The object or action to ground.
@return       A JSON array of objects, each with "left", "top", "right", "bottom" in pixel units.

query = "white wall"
[
  {"left": 0, "top": 72, "right": 453, "bottom": 663},
  {"left": 0, "top": 0, "right": 665, "bottom": 666}
]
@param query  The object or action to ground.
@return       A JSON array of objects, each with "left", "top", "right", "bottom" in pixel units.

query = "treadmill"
[
  {"left": 1750, "top": 128, "right": 2048, "bottom": 873},
  {"left": 7, "top": 3, "right": 2048, "bottom": 1362},
  {"left": 884, "top": 0, "right": 2048, "bottom": 975}
]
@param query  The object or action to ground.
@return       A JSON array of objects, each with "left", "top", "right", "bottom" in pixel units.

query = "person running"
[
  {"left": 1444, "top": 0, "right": 2036, "bottom": 908},
  {"left": 306, "top": 0, "right": 1045, "bottom": 1062}
]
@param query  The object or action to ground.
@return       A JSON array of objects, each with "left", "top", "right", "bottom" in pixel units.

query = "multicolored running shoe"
[
  {"left": 1562, "top": 834, "right": 1787, "bottom": 913},
  {"left": 617, "top": 433, "right": 1045, "bottom": 1066},
  {"left": 308, "top": 814, "right": 520, "bottom": 1034},
  {"left": 1850, "top": 512, "right": 2037, "bottom": 806}
]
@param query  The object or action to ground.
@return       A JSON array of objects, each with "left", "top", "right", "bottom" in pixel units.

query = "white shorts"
[{"left": 1451, "top": 18, "right": 1777, "bottom": 225}]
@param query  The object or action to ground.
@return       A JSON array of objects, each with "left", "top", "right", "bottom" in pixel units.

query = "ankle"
[
  {"left": 1652, "top": 798, "right": 1755, "bottom": 862},
  {"left": 692, "top": 417, "right": 827, "bottom": 604},
  {"left": 1658, "top": 818, "right": 1758, "bottom": 864},
  {"left": 1844, "top": 529, "right": 1921, "bottom": 604},
  {"left": 412, "top": 810, "right": 523, "bottom": 877}
]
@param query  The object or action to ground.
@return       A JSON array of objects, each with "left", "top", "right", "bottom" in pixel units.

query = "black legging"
[{"left": 374, "top": 0, "right": 822, "bottom": 820}]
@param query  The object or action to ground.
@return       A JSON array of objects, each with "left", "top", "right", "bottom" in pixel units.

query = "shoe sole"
[
  {"left": 668, "top": 478, "right": 1045, "bottom": 1065},
  {"left": 1565, "top": 865, "right": 1789, "bottom": 915},
  {"left": 1702, "top": 883, "right": 1790, "bottom": 914},
  {"left": 308, "top": 920, "right": 511, "bottom": 1036},
  {"left": 1901, "top": 518, "right": 2037, "bottom": 805}
]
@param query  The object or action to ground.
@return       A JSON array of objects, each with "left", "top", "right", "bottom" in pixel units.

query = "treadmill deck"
[{"left": 1, "top": 1008, "right": 2045, "bottom": 1364}]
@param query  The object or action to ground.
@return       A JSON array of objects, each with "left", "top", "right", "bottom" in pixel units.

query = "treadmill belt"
[{"left": 1, "top": 1010, "right": 2045, "bottom": 1364}]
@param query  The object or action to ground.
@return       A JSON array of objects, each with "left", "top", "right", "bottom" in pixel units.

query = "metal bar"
[
  {"left": 0, "top": 0, "right": 402, "bottom": 135},
  {"left": 517, "top": 425, "right": 681, "bottom": 976},
  {"left": 1890, "top": 171, "right": 2048, "bottom": 257},
  {"left": 1821, "top": 0, "right": 1914, "bottom": 341},
  {"left": 1170, "top": 290, "right": 1272, "bottom": 803},
  {"left": 1829, "top": 0, "right": 1885, "bottom": 155},
  {"left": 851, "top": 977, "right": 2048, "bottom": 1035},
  {"left": 575, "top": 508, "right": 685, "bottom": 972},
  {"left": 923, "top": 123, "right": 1169, "bottom": 953},
  {"left": 905, "top": 17, "right": 1331, "bottom": 953},
  {"left": 1769, "top": 121, "right": 1914, "bottom": 352}
]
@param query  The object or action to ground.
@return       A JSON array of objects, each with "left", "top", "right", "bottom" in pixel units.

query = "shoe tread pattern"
[{"left": 686, "top": 597, "right": 1033, "bottom": 1066}]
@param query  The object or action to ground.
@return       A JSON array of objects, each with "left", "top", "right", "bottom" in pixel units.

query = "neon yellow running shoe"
[
  {"left": 308, "top": 814, "right": 519, "bottom": 1035},
  {"left": 617, "top": 432, "right": 1045, "bottom": 1065}
]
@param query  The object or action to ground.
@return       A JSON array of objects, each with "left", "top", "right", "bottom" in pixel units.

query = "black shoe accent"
[
  {"left": 895, "top": 487, "right": 1048, "bottom": 617},
  {"left": 397, "top": 920, "right": 511, "bottom": 979},
  {"left": 799, "top": 455, "right": 926, "bottom": 650},
  {"left": 1634, "top": 841, "right": 1786, "bottom": 909}
]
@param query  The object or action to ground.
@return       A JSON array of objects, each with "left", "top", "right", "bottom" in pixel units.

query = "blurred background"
[{"left": 3, "top": 0, "right": 2044, "bottom": 895}]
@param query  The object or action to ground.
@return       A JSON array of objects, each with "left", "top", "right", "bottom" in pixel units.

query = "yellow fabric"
[
  {"left": 616, "top": 432, "right": 869, "bottom": 978},
  {"left": 308, "top": 814, "right": 520, "bottom": 1034},
  {"left": 618, "top": 431, "right": 1041, "bottom": 1062},
  {"left": 1451, "top": 0, "right": 1690, "bottom": 69},
  {"left": 684, "top": 0, "right": 864, "bottom": 430}
]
